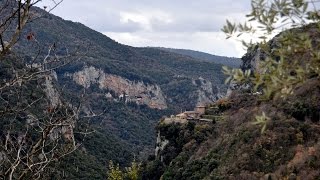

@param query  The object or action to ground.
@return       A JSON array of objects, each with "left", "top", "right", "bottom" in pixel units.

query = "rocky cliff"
[
  {"left": 192, "top": 77, "right": 223, "bottom": 106},
  {"left": 67, "top": 66, "right": 167, "bottom": 109}
]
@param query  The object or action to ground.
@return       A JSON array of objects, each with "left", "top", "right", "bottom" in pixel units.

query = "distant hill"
[{"left": 156, "top": 47, "right": 241, "bottom": 68}]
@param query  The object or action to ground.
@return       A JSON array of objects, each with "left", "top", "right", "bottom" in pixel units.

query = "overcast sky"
[{"left": 37, "top": 0, "right": 252, "bottom": 57}]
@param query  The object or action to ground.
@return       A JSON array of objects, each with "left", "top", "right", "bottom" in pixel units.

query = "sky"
[{"left": 37, "top": 0, "right": 252, "bottom": 57}]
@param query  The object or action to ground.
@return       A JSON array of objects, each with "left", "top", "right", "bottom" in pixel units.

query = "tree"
[
  {"left": 107, "top": 161, "right": 124, "bottom": 180},
  {"left": 0, "top": 0, "right": 63, "bottom": 55},
  {"left": 222, "top": 0, "right": 320, "bottom": 132},
  {"left": 107, "top": 160, "right": 141, "bottom": 180},
  {"left": 125, "top": 160, "right": 141, "bottom": 180},
  {"left": 222, "top": 0, "right": 320, "bottom": 100},
  {"left": 0, "top": 0, "right": 93, "bottom": 179}
]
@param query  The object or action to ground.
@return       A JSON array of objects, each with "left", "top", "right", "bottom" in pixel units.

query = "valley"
[
  {"left": 1, "top": 0, "right": 320, "bottom": 179},
  {"left": 0, "top": 3, "right": 240, "bottom": 179}
]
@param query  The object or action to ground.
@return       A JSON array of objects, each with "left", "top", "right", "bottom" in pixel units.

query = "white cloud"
[
  {"left": 105, "top": 32, "right": 150, "bottom": 46},
  {"left": 120, "top": 12, "right": 151, "bottom": 31},
  {"left": 119, "top": 10, "right": 173, "bottom": 31}
]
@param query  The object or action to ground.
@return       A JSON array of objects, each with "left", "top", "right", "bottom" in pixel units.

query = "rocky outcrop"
[
  {"left": 155, "top": 131, "right": 169, "bottom": 161},
  {"left": 227, "top": 40, "right": 273, "bottom": 96},
  {"left": 44, "top": 71, "right": 60, "bottom": 108},
  {"left": 67, "top": 66, "right": 167, "bottom": 109},
  {"left": 240, "top": 45, "right": 264, "bottom": 73},
  {"left": 192, "top": 77, "right": 222, "bottom": 106}
]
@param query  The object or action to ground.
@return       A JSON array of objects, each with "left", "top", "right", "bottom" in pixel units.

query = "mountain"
[
  {"left": 15, "top": 8, "right": 230, "bottom": 109},
  {"left": 0, "top": 4, "right": 236, "bottom": 179},
  {"left": 156, "top": 47, "right": 241, "bottom": 68},
  {"left": 143, "top": 24, "right": 320, "bottom": 179}
]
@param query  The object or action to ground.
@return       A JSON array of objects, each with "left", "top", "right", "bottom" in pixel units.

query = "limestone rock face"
[
  {"left": 241, "top": 46, "right": 264, "bottom": 73},
  {"left": 227, "top": 35, "right": 281, "bottom": 96},
  {"left": 155, "top": 131, "right": 169, "bottom": 161},
  {"left": 44, "top": 71, "right": 60, "bottom": 108},
  {"left": 68, "top": 66, "right": 167, "bottom": 109},
  {"left": 193, "top": 77, "right": 222, "bottom": 106}
]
